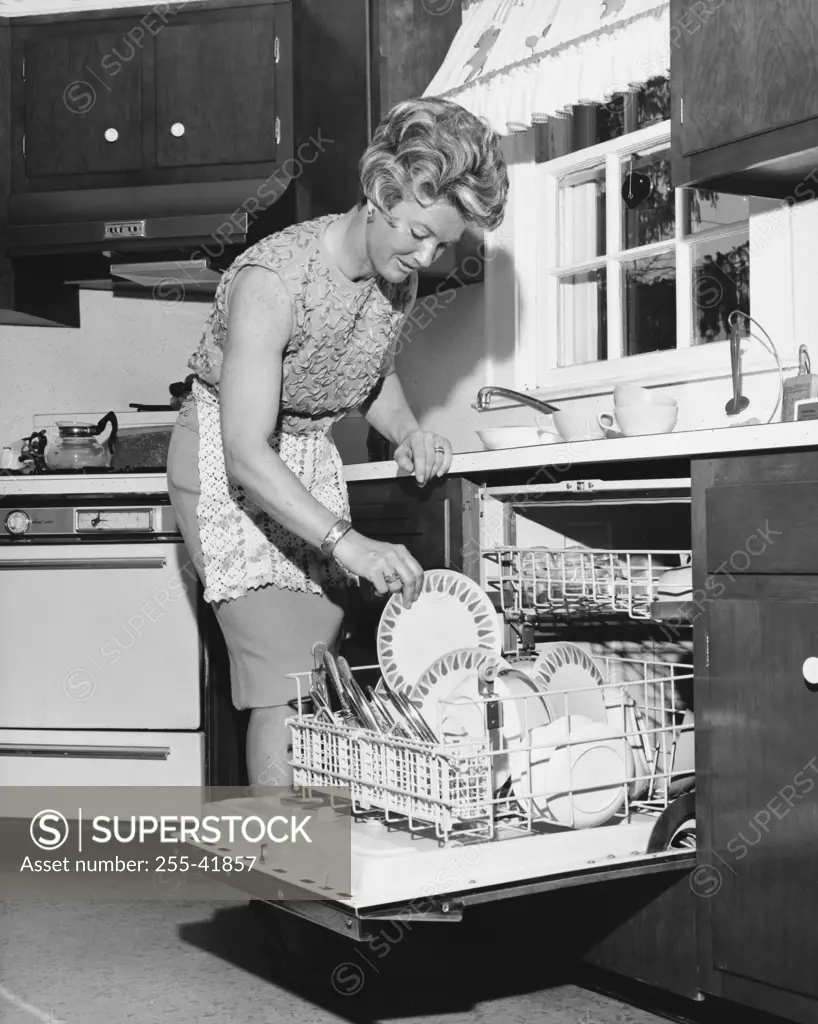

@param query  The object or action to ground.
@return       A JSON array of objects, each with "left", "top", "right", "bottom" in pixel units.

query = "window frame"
[{"left": 504, "top": 120, "right": 797, "bottom": 400}]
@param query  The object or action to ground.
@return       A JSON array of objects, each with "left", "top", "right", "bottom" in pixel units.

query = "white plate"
[
  {"left": 517, "top": 715, "right": 595, "bottom": 817},
  {"left": 408, "top": 649, "right": 551, "bottom": 791},
  {"left": 530, "top": 643, "right": 608, "bottom": 724},
  {"left": 377, "top": 569, "right": 502, "bottom": 693},
  {"left": 544, "top": 721, "right": 636, "bottom": 828}
]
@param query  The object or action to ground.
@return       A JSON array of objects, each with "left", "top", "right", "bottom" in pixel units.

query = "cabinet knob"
[
  {"left": 104, "top": 128, "right": 119, "bottom": 143},
  {"left": 170, "top": 123, "right": 185, "bottom": 138},
  {"left": 803, "top": 657, "right": 818, "bottom": 685}
]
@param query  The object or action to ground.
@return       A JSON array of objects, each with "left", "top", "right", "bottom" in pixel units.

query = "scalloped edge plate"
[
  {"left": 377, "top": 569, "right": 502, "bottom": 693},
  {"left": 531, "top": 642, "right": 608, "bottom": 723},
  {"left": 408, "top": 647, "right": 551, "bottom": 792}
]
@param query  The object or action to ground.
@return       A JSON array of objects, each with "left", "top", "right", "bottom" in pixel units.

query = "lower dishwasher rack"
[{"left": 180, "top": 652, "right": 696, "bottom": 938}]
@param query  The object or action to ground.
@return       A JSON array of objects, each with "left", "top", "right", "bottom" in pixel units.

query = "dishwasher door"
[{"left": 179, "top": 477, "right": 698, "bottom": 935}]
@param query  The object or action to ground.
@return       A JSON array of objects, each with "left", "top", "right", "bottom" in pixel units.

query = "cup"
[
  {"left": 610, "top": 403, "right": 678, "bottom": 436},
  {"left": 614, "top": 384, "right": 677, "bottom": 408},
  {"left": 553, "top": 409, "right": 607, "bottom": 442}
]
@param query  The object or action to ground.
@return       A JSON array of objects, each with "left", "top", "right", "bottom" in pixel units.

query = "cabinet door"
[
  {"left": 153, "top": 8, "right": 279, "bottom": 171},
  {"left": 12, "top": 23, "right": 144, "bottom": 184},
  {"left": 676, "top": 0, "right": 818, "bottom": 157},
  {"left": 370, "top": 0, "right": 462, "bottom": 122},
  {"left": 698, "top": 579, "right": 818, "bottom": 1010}
]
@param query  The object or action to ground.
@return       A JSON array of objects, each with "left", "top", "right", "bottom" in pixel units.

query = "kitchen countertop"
[
  {"left": 345, "top": 420, "right": 818, "bottom": 481},
  {"left": 2, "top": 421, "right": 817, "bottom": 498}
]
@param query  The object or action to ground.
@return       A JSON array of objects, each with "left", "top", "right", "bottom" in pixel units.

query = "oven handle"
[
  {"left": 0, "top": 557, "right": 167, "bottom": 570},
  {"left": 0, "top": 744, "right": 170, "bottom": 760}
]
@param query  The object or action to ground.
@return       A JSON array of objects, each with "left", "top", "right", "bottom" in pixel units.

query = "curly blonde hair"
[{"left": 359, "top": 97, "right": 509, "bottom": 232}]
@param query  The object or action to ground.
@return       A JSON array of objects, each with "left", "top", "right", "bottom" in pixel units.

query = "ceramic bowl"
[
  {"left": 614, "top": 384, "right": 678, "bottom": 408},
  {"left": 476, "top": 427, "right": 561, "bottom": 450},
  {"left": 613, "top": 404, "right": 678, "bottom": 436}
]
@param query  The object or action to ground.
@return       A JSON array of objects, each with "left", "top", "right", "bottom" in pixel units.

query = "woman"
[{"left": 167, "top": 97, "right": 509, "bottom": 789}]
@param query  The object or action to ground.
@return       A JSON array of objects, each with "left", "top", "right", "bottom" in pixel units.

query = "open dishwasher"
[{"left": 183, "top": 471, "right": 696, "bottom": 939}]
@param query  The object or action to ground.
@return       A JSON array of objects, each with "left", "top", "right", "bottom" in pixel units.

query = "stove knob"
[{"left": 5, "top": 510, "right": 31, "bottom": 535}]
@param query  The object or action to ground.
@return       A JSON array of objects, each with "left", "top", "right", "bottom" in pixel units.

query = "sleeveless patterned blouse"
[{"left": 185, "top": 213, "right": 417, "bottom": 604}]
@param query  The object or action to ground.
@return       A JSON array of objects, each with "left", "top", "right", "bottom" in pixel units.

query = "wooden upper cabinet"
[
  {"left": 672, "top": 0, "right": 818, "bottom": 199},
  {"left": 13, "top": 24, "right": 144, "bottom": 183},
  {"left": 678, "top": 0, "right": 818, "bottom": 157},
  {"left": 370, "top": 0, "right": 462, "bottom": 124},
  {"left": 10, "top": 0, "right": 290, "bottom": 192},
  {"left": 153, "top": 9, "right": 279, "bottom": 171}
]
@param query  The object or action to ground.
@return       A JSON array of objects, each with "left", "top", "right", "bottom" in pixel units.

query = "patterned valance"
[{"left": 424, "top": 0, "right": 671, "bottom": 135}]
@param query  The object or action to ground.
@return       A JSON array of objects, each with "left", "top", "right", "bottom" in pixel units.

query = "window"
[
  {"left": 541, "top": 123, "right": 751, "bottom": 380},
  {"left": 494, "top": 78, "right": 789, "bottom": 398}
]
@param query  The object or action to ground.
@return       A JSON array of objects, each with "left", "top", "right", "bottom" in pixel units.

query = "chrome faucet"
[{"left": 475, "top": 386, "right": 560, "bottom": 416}]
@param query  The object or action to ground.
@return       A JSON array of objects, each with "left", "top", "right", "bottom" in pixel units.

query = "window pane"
[
  {"left": 559, "top": 166, "right": 606, "bottom": 264},
  {"left": 558, "top": 268, "right": 607, "bottom": 366},
  {"left": 692, "top": 232, "right": 750, "bottom": 344},
  {"left": 621, "top": 150, "right": 675, "bottom": 250},
  {"left": 623, "top": 252, "right": 676, "bottom": 356},
  {"left": 684, "top": 189, "right": 750, "bottom": 235}
]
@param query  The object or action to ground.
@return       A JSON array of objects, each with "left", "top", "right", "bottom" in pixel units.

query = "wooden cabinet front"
[
  {"left": 677, "top": 0, "right": 818, "bottom": 157},
  {"left": 672, "top": 0, "right": 818, "bottom": 198},
  {"left": 10, "top": 0, "right": 290, "bottom": 192},
  {"left": 694, "top": 452, "right": 818, "bottom": 1023},
  {"left": 703, "top": 585, "right": 818, "bottom": 1004},
  {"left": 12, "top": 22, "right": 145, "bottom": 185},
  {"left": 152, "top": 6, "right": 281, "bottom": 173}
]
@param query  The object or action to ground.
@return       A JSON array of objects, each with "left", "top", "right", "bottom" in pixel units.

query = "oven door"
[{"left": 0, "top": 542, "right": 201, "bottom": 729}]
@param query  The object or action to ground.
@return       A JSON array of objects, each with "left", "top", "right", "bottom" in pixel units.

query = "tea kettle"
[{"left": 45, "top": 412, "right": 119, "bottom": 470}]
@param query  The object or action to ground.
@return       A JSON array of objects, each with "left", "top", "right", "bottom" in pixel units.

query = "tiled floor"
[{"left": 0, "top": 900, "right": 674, "bottom": 1024}]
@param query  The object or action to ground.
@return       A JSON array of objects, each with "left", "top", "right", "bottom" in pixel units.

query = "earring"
[{"left": 366, "top": 205, "right": 375, "bottom": 224}]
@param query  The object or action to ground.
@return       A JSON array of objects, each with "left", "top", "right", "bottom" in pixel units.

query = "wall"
[{"left": 0, "top": 289, "right": 207, "bottom": 445}]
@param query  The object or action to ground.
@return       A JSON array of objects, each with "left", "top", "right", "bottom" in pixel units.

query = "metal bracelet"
[{"left": 320, "top": 518, "right": 352, "bottom": 557}]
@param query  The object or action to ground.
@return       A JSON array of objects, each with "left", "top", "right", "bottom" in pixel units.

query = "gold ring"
[{"left": 434, "top": 445, "right": 445, "bottom": 454}]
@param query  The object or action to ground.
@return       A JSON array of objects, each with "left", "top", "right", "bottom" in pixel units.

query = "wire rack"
[
  {"left": 287, "top": 655, "right": 694, "bottom": 845},
  {"left": 484, "top": 547, "right": 692, "bottom": 622}
]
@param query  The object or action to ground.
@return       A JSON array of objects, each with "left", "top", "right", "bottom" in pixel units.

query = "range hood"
[{"left": 1, "top": 178, "right": 297, "bottom": 324}]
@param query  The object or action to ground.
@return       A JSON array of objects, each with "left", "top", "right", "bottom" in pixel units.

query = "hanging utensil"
[{"left": 725, "top": 313, "right": 750, "bottom": 415}]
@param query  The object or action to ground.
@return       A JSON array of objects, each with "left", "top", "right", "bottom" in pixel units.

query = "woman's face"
[{"left": 366, "top": 196, "right": 467, "bottom": 283}]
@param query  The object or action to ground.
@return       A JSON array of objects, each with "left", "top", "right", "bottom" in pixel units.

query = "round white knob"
[
  {"left": 5, "top": 510, "right": 30, "bottom": 535},
  {"left": 803, "top": 658, "right": 818, "bottom": 685},
  {"left": 104, "top": 128, "right": 118, "bottom": 143},
  {"left": 170, "top": 122, "right": 185, "bottom": 138}
]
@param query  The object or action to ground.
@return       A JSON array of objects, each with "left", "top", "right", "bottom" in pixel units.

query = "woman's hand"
[
  {"left": 394, "top": 430, "right": 453, "bottom": 485},
  {"left": 333, "top": 531, "right": 424, "bottom": 607}
]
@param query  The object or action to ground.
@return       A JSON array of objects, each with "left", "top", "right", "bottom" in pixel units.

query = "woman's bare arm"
[
  {"left": 217, "top": 265, "right": 425, "bottom": 603},
  {"left": 362, "top": 372, "right": 419, "bottom": 447},
  {"left": 218, "top": 265, "right": 341, "bottom": 547}
]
